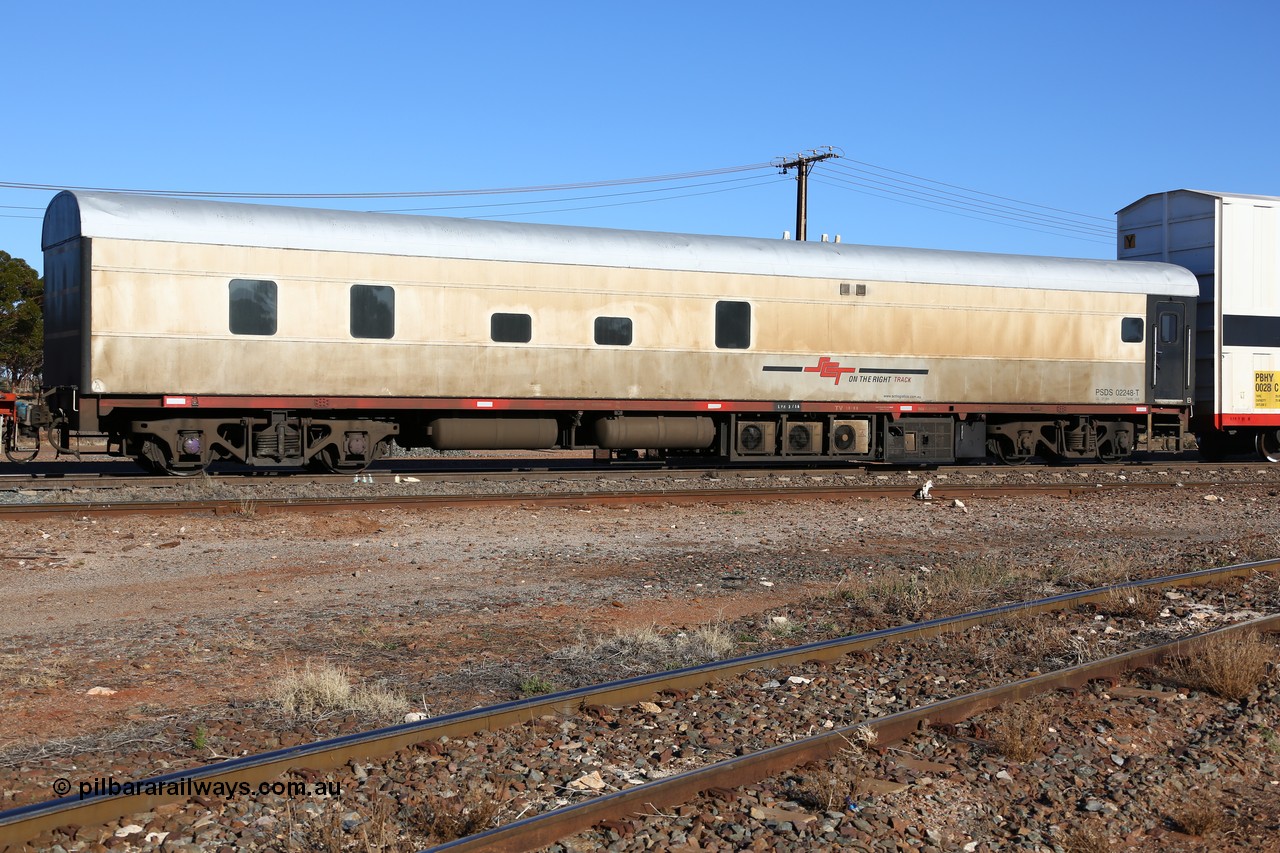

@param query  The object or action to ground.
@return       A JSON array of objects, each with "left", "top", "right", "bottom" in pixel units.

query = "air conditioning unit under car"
[
  {"left": 784, "top": 422, "right": 822, "bottom": 455},
  {"left": 735, "top": 420, "right": 776, "bottom": 455},
  {"left": 831, "top": 419, "right": 872, "bottom": 455}
]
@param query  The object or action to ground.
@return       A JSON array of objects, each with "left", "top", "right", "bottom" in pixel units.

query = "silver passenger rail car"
[{"left": 36, "top": 191, "right": 1199, "bottom": 473}]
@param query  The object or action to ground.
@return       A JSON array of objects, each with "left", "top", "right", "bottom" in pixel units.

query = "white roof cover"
[
  {"left": 45, "top": 191, "right": 1197, "bottom": 296},
  {"left": 1118, "top": 189, "right": 1280, "bottom": 214}
]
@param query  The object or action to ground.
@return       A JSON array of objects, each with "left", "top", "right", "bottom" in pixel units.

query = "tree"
[{"left": 0, "top": 250, "right": 43, "bottom": 390}]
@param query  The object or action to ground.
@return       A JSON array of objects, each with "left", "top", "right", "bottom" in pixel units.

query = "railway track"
[
  {"left": 1, "top": 454, "right": 1276, "bottom": 493},
  {"left": 3, "top": 455, "right": 1278, "bottom": 518},
  {"left": 0, "top": 480, "right": 1209, "bottom": 520},
  {"left": 451, "top": 616, "right": 1279, "bottom": 853},
  {"left": 2, "top": 558, "right": 1276, "bottom": 850}
]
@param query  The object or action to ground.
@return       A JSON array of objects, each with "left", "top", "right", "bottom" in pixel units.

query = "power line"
[
  {"left": 371, "top": 173, "right": 779, "bottom": 214},
  {"left": 826, "top": 162, "right": 1112, "bottom": 237},
  {"left": 0, "top": 163, "right": 774, "bottom": 200},
  {"left": 469, "top": 176, "right": 789, "bottom": 220},
  {"left": 812, "top": 177, "right": 1111, "bottom": 246},
  {"left": 837, "top": 157, "right": 1112, "bottom": 223},
  {"left": 816, "top": 174, "right": 1112, "bottom": 244}
]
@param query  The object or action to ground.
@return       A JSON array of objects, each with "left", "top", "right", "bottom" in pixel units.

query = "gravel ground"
[
  {"left": 561, "top": 665, "right": 1280, "bottom": 852},
  {"left": 1, "top": 462, "right": 1279, "bottom": 850},
  {"left": 19, "top": 579, "right": 1280, "bottom": 852}
]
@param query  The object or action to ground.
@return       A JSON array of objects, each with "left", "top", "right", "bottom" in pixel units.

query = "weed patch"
[
  {"left": 1166, "top": 630, "right": 1275, "bottom": 701},
  {"left": 416, "top": 787, "right": 505, "bottom": 842},
  {"left": 271, "top": 660, "right": 408, "bottom": 720},
  {"left": 550, "top": 622, "right": 734, "bottom": 684},
  {"left": 990, "top": 697, "right": 1051, "bottom": 762}
]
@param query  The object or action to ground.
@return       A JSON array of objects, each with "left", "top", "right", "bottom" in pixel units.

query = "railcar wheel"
[{"left": 1257, "top": 430, "right": 1280, "bottom": 463}]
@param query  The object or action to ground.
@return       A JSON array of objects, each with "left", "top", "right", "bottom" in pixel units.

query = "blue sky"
[{"left": 3, "top": 1, "right": 1277, "bottom": 275}]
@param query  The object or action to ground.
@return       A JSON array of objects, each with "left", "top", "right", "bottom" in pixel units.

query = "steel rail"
[
  {"left": 0, "top": 480, "right": 1190, "bottom": 520},
  {"left": 1, "top": 455, "right": 1273, "bottom": 492},
  {"left": 436, "top": 613, "right": 1280, "bottom": 852},
  {"left": 0, "top": 558, "right": 1274, "bottom": 846}
]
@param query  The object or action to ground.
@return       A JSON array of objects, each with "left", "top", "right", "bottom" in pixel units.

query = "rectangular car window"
[
  {"left": 351, "top": 284, "right": 395, "bottom": 339},
  {"left": 594, "top": 316, "right": 633, "bottom": 346},
  {"left": 229, "top": 279, "right": 277, "bottom": 336},
  {"left": 715, "top": 300, "right": 751, "bottom": 349},
  {"left": 1121, "top": 317, "right": 1144, "bottom": 343},
  {"left": 491, "top": 312, "right": 532, "bottom": 343}
]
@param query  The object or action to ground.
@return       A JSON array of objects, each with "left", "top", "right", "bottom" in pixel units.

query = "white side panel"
[
  {"left": 81, "top": 237, "right": 1152, "bottom": 405},
  {"left": 1220, "top": 202, "right": 1279, "bottom": 315},
  {"left": 1220, "top": 200, "right": 1280, "bottom": 417}
]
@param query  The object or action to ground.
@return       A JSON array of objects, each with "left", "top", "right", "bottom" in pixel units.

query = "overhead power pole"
[{"left": 774, "top": 147, "right": 841, "bottom": 241}]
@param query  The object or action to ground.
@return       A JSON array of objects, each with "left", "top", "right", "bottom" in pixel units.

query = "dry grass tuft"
[
  {"left": 990, "top": 697, "right": 1051, "bottom": 762},
  {"left": 213, "top": 629, "right": 264, "bottom": 654},
  {"left": 1172, "top": 801, "right": 1225, "bottom": 836},
  {"left": 1045, "top": 551, "right": 1147, "bottom": 590},
  {"left": 416, "top": 787, "right": 505, "bottom": 842},
  {"left": 832, "top": 555, "right": 1047, "bottom": 624},
  {"left": 1062, "top": 822, "right": 1111, "bottom": 852},
  {"left": 791, "top": 727, "right": 875, "bottom": 811},
  {"left": 1166, "top": 630, "right": 1275, "bottom": 701},
  {"left": 793, "top": 761, "right": 859, "bottom": 812},
  {"left": 994, "top": 610, "right": 1096, "bottom": 671},
  {"left": 550, "top": 622, "right": 734, "bottom": 684},
  {"left": 271, "top": 660, "right": 409, "bottom": 719},
  {"left": 1095, "top": 586, "right": 1160, "bottom": 620},
  {"left": 288, "top": 793, "right": 406, "bottom": 852},
  {"left": 0, "top": 653, "right": 63, "bottom": 689}
]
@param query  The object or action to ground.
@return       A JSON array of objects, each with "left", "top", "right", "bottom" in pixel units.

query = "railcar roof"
[
  {"left": 1118, "top": 189, "right": 1280, "bottom": 214},
  {"left": 44, "top": 191, "right": 1197, "bottom": 296}
]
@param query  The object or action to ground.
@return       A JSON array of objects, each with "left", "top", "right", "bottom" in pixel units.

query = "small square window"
[
  {"left": 715, "top": 300, "right": 751, "bottom": 349},
  {"left": 229, "top": 279, "right": 277, "bottom": 336},
  {"left": 491, "top": 312, "right": 532, "bottom": 343},
  {"left": 1121, "top": 317, "right": 1144, "bottom": 343},
  {"left": 594, "top": 316, "right": 633, "bottom": 346},
  {"left": 350, "top": 284, "right": 395, "bottom": 339}
]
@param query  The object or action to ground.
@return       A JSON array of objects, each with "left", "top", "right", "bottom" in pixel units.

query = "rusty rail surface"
[{"left": 0, "top": 558, "right": 1275, "bottom": 847}]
